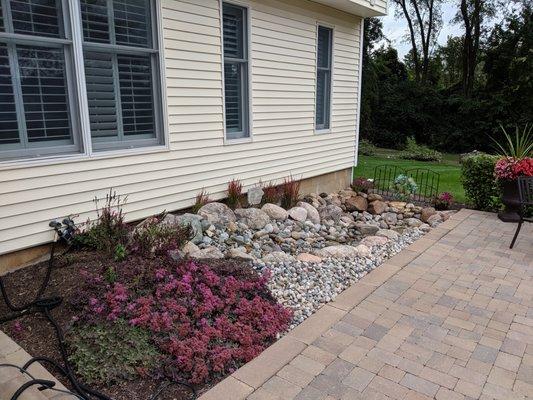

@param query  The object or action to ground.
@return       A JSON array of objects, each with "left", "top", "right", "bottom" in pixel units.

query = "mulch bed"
[{"left": 0, "top": 250, "right": 249, "bottom": 400}]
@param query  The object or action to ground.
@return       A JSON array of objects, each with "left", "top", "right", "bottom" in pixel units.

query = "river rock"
[
  {"left": 164, "top": 213, "right": 203, "bottom": 244},
  {"left": 319, "top": 204, "right": 343, "bottom": 222},
  {"left": 355, "top": 223, "right": 379, "bottom": 236},
  {"left": 189, "top": 246, "right": 224, "bottom": 259},
  {"left": 288, "top": 207, "right": 308, "bottom": 222},
  {"left": 345, "top": 196, "right": 368, "bottom": 212},
  {"left": 367, "top": 193, "right": 383, "bottom": 202},
  {"left": 382, "top": 212, "right": 398, "bottom": 226},
  {"left": 427, "top": 213, "right": 443, "bottom": 227},
  {"left": 262, "top": 251, "right": 296, "bottom": 263},
  {"left": 182, "top": 241, "right": 200, "bottom": 255},
  {"left": 261, "top": 203, "right": 288, "bottom": 221},
  {"left": 297, "top": 253, "right": 323, "bottom": 263},
  {"left": 314, "top": 244, "right": 361, "bottom": 258},
  {"left": 297, "top": 201, "right": 320, "bottom": 224},
  {"left": 227, "top": 248, "right": 255, "bottom": 261},
  {"left": 376, "top": 229, "right": 399, "bottom": 241},
  {"left": 368, "top": 200, "right": 387, "bottom": 215},
  {"left": 405, "top": 218, "right": 423, "bottom": 227},
  {"left": 354, "top": 244, "right": 371, "bottom": 258},
  {"left": 360, "top": 235, "right": 389, "bottom": 247},
  {"left": 247, "top": 186, "right": 264, "bottom": 206},
  {"left": 235, "top": 208, "right": 270, "bottom": 230},
  {"left": 197, "top": 202, "right": 236, "bottom": 226},
  {"left": 420, "top": 207, "right": 437, "bottom": 223}
]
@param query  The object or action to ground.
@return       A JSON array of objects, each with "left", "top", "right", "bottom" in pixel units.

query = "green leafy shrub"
[
  {"left": 358, "top": 139, "right": 378, "bottom": 156},
  {"left": 130, "top": 215, "right": 190, "bottom": 257},
  {"left": 75, "top": 190, "right": 130, "bottom": 254},
  {"left": 390, "top": 174, "right": 418, "bottom": 201},
  {"left": 461, "top": 152, "right": 499, "bottom": 210},
  {"left": 68, "top": 319, "right": 160, "bottom": 384},
  {"left": 399, "top": 137, "right": 443, "bottom": 162}
]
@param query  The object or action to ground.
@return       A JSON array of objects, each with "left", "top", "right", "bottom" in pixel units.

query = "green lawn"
[{"left": 354, "top": 149, "right": 466, "bottom": 203}]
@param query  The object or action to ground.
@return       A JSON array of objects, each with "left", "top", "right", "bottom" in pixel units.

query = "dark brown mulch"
[{"left": 0, "top": 250, "right": 249, "bottom": 400}]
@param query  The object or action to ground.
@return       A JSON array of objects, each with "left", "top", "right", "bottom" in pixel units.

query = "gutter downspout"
[{"left": 352, "top": 17, "right": 365, "bottom": 184}]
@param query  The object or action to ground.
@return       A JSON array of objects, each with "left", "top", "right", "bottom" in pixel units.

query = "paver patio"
[{"left": 199, "top": 209, "right": 533, "bottom": 400}]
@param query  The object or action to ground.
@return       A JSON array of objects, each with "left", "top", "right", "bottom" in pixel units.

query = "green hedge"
[{"left": 461, "top": 152, "right": 499, "bottom": 210}]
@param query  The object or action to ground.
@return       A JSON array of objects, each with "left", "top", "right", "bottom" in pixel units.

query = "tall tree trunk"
[
  {"left": 398, "top": 0, "right": 422, "bottom": 81},
  {"left": 461, "top": 0, "right": 481, "bottom": 96}
]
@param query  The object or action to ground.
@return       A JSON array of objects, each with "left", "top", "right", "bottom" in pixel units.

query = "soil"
[{"left": 0, "top": 249, "right": 227, "bottom": 400}]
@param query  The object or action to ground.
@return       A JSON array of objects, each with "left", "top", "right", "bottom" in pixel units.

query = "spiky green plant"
[{"left": 491, "top": 124, "right": 533, "bottom": 159}]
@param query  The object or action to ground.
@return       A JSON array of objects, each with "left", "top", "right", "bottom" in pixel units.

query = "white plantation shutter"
[
  {"left": 80, "top": 0, "right": 161, "bottom": 149},
  {"left": 222, "top": 3, "right": 249, "bottom": 140}
]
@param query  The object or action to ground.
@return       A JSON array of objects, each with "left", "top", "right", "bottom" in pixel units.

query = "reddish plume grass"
[
  {"left": 227, "top": 179, "right": 243, "bottom": 209},
  {"left": 280, "top": 175, "right": 301, "bottom": 209},
  {"left": 260, "top": 181, "right": 280, "bottom": 205},
  {"left": 192, "top": 189, "right": 210, "bottom": 213}
]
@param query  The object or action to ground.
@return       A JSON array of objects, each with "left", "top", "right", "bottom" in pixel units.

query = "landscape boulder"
[
  {"left": 261, "top": 203, "right": 288, "bottom": 221},
  {"left": 355, "top": 223, "right": 379, "bottom": 236},
  {"left": 198, "top": 202, "right": 236, "bottom": 226},
  {"left": 319, "top": 204, "right": 343, "bottom": 222},
  {"left": 345, "top": 196, "right": 368, "bottom": 212},
  {"left": 297, "top": 201, "right": 320, "bottom": 224},
  {"left": 360, "top": 235, "right": 389, "bottom": 248},
  {"left": 235, "top": 208, "right": 270, "bottom": 230},
  {"left": 297, "top": 253, "right": 323, "bottom": 263},
  {"left": 368, "top": 200, "right": 387, "bottom": 215},
  {"left": 288, "top": 207, "right": 308, "bottom": 222},
  {"left": 163, "top": 213, "right": 203, "bottom": 244},
  {"left": 420, "top": 207, "right": 437, "bottom": 223},
  {"left": 189, "top": 246, "right": 224, "bottom": 259}
]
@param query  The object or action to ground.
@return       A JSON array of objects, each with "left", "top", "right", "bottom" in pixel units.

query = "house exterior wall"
[{"left": 0, "top": 0, "right": 363, "bottom": 256}]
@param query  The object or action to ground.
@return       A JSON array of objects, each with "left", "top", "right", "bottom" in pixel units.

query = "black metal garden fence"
[{"left": 372, "top": 165, "right": 440, "bottom": 203}]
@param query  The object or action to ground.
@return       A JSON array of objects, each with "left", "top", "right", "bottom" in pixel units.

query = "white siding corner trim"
[{"left": 0, "top": 0, "right": 363, "bottom": 255}]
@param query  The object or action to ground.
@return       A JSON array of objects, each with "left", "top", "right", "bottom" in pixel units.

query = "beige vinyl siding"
[{"left": 0, "top": 0, "right": 362, "bottom": 255}]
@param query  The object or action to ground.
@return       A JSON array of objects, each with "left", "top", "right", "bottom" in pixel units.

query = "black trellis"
[{"left": 372, "top": 165, "right": 440, "bottom": 203}]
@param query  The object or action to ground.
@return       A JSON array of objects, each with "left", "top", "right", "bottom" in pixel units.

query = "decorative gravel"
[{"left": 254, "top": 228, "right": 424, "bottom": 329}]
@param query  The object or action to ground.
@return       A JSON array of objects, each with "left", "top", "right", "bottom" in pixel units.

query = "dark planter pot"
[{"left": 498, "top": 180, "right": 521, "bottom": 222}]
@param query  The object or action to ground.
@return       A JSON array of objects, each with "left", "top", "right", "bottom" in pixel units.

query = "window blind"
[{"left": 222, "top": 3, "right": 249, "bottom": 140}]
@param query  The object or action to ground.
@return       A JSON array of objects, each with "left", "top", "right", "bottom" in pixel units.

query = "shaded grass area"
[{"left": 354, "top": 148, "right": 466, "bottom": 203}]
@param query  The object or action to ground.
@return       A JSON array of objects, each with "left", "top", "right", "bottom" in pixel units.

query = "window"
[
  {"left": 0, "top": 0, "right": 163, "bottom": 161},
  {"left": 315, "top": 25, "right": 332, "bottom": 131},
  {"left": 81, "top": 0, "right": 162, "bottom": 150},
  {"left": 0, "top": 0, "right": 79, "bottom": 159},
  {"left": 222, "top": 2, "right": 249, "bottom": 140}
]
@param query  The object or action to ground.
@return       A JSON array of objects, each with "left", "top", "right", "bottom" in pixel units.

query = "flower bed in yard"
[{"left": 0, "top": 255, "right": 291, "bottom": 400}]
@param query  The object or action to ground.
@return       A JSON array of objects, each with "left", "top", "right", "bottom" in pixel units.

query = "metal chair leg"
[{"left": 510, "top": 219, "right": 523, "bottom": 249}]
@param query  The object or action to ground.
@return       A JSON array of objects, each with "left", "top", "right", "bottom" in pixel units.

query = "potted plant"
[{"left": 492, "top": 124, "right": 533, "bottom": 222}]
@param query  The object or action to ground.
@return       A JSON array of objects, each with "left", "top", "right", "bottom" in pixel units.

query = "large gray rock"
[
  {"left": 318, "top": 204, "right": 343, "bottom": 222},
  {"left": 234, "top": 208, "right": 270, "bottom": 230},
  {"left": 427, "top": 213, "right": 443, "bottom": 227},
  {"left": 297, "top": 202, "right": 320, "bottom": 224},
  {"left": 247, "top": 187, "right": 264, "bottom": 206},
  {"left": 262, "top": 251, "right": 296, "bottom": 263},
  {"left": 405, "top": 218, "right": 423, "bottom": 227},
  {"left": 314, "top": 244, "right": 366, "bottom": 259},
  {"left": 376, "top": 229, "right": 399, "bottom": 241},
  {"left": 189, "top": 246, "right": 224, "bottom": 259},
  {"left": 198, "top": 202, "right": 236, "bottom": 226},
  {"left": 227, "top": 248, "right": 256, "bottom": 261},
  {"left": 345, "top": 196, "right": 368, "bottom": 212},
  {"left": 288, "top": 207, "right": 308, "bottom": 222},
  {"left": 261, "top": 203, "right": 288, "bottom": 221},
  {"left": 360, "top": 235, "right": 389, "bottom": 247},
  {"left": 382, "top": 212, "right": 398, "bottom": 226},
  {"left": 367, "top": 193, "right": 383, "bottom": 202},
  {"left": 164, "top": 213, "right": 203, "bottom": 244},
  {"left": 355, "top": 223, "right": 380, "bottom": 236}
]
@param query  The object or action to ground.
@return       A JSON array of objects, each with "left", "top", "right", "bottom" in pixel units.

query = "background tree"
[{"left": 393, "top": 0, "right": 444, "bottom": 83}]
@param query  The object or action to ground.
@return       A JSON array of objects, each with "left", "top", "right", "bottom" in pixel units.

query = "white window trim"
[
  {"left": 314, "top": 22, "right": 335, "bottom": 135},
  {"left": 0, "top": 0, "right": 169, "bottom": 169},
  {"left": 219, "top": 0, "right": 253, "bottom": 145}
]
